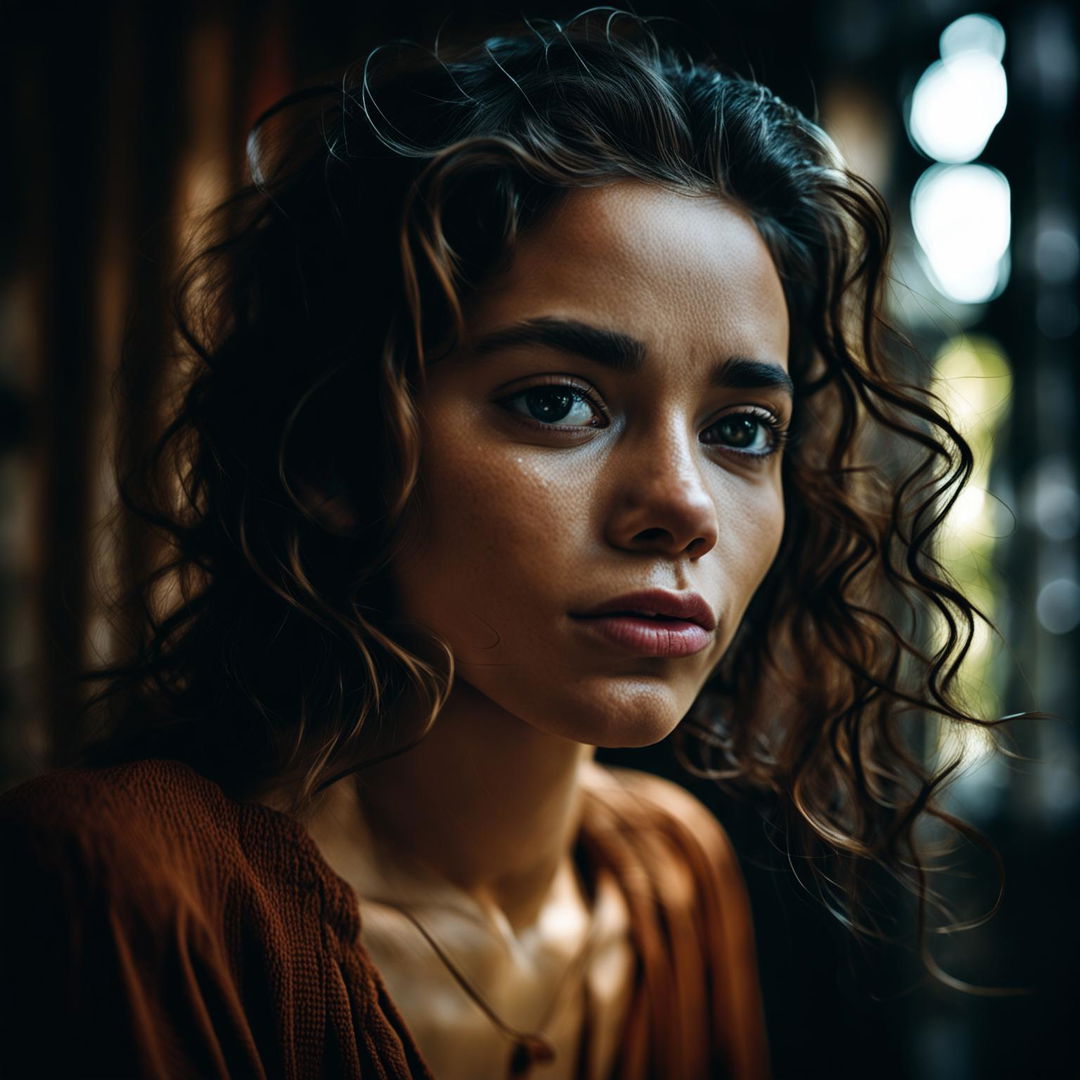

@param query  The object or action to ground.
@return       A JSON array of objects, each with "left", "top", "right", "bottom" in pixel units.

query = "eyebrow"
[{"left": 470, "top": 316, "right": 794, "bottom": 397}]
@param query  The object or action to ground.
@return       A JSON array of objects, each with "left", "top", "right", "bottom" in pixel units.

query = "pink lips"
[{"left": 570, "top": 590, "right": 716, "bottom": 658}]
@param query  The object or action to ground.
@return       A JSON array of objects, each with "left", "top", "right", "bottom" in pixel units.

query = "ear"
[{"left": 294, "top": 479, "right": 360, "bottom": 536}]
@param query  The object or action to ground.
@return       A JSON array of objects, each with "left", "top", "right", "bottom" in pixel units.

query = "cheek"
[
  {"left": 716, "top": 476, "right": 786, "bottom": 621},
  {"left": 751, "top": 483, "right": 786, "bottom": 571},
  {"left": 393, "top": 429, "right": 585, "bottom": 625}
]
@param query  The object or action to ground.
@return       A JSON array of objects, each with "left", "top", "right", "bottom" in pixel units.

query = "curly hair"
[{"left": 80, "top": 11, "right": 1006, "bottom": 962}]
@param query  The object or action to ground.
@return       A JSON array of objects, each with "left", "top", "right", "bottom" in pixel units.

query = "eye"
[
  {"left": 500, "top": 383, "right": 607, "bottom": 428},
  {"left": 701, "top": 410, "right": 785, "bottom": 456}
]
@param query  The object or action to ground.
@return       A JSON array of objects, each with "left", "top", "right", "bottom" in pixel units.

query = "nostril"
[{"left": 632, "top": 527, "right": 669, "bottom": 544}]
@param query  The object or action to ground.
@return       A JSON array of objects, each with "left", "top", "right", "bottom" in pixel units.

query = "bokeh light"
[
  {"left": 911, "top": 164, "right": 1011, "bottom": 304},
  {"left": 1034, "top": 222, "right": 1080, "bottom": 284},
  {"left": 931, "top": 334, "right": 1012, "bottom": 725},
  {"left": 1030, "top": 456, "right": 1080, "bottom": 542},
  {"left": 1037, "top": 578, "right": 1080, "bottom": 635},
  {"left": 939, "top": 12, "right": 1006, "bottom": 63},
  {"left": 908, "top": 51, "right": 1007, "bottom": 164}
]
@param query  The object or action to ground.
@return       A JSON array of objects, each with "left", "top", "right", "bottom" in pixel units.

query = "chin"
[{"left": 524, "top": 675, "right": 695, "bottom": 749}]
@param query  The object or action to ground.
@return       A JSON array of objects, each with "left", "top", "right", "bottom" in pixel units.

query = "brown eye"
[
  {"left": 502, "top": 385, "right": 605, "bottom": 427},
  {"left": 525, "top": 387, "right": 575, "bottom": 422},
  {"left": 701, "top": 412, "right": 779, "bottom": 455}
]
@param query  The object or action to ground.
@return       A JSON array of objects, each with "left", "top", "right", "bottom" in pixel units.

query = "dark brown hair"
[{"left": 82, "top": 11, "right": 1006, "bottom": 961}]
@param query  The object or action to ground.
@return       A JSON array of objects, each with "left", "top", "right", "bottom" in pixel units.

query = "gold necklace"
[{"left": 373, "top": 897, "right": 600, "bottom": 1079}]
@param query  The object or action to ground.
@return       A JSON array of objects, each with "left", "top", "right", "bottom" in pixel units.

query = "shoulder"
[
  {"left": 0, "top": 757, "right": 233, "bottom": 841},
  {"left": 580, "top": 765, "right": 770, "bottom": 1077},
  {"left": 580, "top": 763, "right": 744, "bottom": 902},
  {"left": 582, "top": 762, "right": 735, "bottom": 855},
  {"left": 1, "top": 755, "right": 228, "bottom": 817},
  {"left": 0, "top": 761, "right": 315, "bottom": 1077},
  {"left": 0, "top": 758, "right": 247, "bottom": 910}
]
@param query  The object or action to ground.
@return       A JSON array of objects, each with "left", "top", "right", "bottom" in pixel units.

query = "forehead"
[{"left": 466, "top": 182, "right": 790, "bottom": 369}]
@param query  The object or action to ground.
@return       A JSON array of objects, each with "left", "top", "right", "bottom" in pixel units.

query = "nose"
[{"left": 604, "top": 421, "right": 719, "bottom": 561}]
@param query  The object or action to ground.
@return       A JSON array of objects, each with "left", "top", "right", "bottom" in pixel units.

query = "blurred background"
[{"left": 2, "top": 1, "right": 1077, "bottom": 1076}]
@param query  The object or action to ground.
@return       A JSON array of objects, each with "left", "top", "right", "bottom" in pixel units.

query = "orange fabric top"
[{"left": 0, "top": 758, "right": 769, "bottom": 1079}]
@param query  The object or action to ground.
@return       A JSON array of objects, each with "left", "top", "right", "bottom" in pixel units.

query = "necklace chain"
[{"left": 372, "top": 896, "right": 600, "bottom": 1079}]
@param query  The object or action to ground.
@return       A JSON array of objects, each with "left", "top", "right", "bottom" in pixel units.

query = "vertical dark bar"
[
  {"left": 35, "top": 4, "right": 111, "bottom": 766},
  {"left": 111, "top": 1, "right": 189, "bottom": 679},
  {"left": 233, "top": 0, "right": 296, "bottom": 180},
  {"left": 1, "top": 6, "right": 43, "bottom": 783}
]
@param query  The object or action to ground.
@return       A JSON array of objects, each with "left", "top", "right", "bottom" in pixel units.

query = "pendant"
[{"left": 509, "top": 1035, "right": 556, "bottom": 1078}]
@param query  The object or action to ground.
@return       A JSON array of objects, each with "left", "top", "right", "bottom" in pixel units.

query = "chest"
[{"left": 358, "top": 872, "right": 636, "bottom": 1080}]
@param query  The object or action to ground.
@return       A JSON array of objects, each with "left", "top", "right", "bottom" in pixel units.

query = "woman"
[{"left": 0, "top": 12, "right": 995, "bottom": 1080}]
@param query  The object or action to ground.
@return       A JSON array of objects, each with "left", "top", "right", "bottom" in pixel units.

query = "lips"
[
  {"left": 569, "top": 590, "right": 716, "bottom": 658},
  {"left": 572, "top": 590, "right": 716, "bottom": 631}
]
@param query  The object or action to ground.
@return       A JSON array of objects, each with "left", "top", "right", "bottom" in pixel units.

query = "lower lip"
[{"left": 571, "top": 615, "right": 712, "bottom": 657}]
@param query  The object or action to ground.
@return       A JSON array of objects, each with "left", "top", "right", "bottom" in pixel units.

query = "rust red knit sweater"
[{"left": 0, "top": 758, "right": 769, "bottom": 1079}]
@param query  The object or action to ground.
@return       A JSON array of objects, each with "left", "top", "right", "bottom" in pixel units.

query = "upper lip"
[{"left": 572, "top": 590, "right": 716, "bottom": 632}]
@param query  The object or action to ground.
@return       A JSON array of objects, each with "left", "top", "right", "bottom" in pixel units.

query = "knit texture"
[{"left": 0, "top": 758, "right": 769, "bottom": 1079}]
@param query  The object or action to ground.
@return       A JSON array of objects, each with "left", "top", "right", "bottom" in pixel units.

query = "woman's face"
[{"left": 392, "top": 182, "right": 790, "bottom": 747}]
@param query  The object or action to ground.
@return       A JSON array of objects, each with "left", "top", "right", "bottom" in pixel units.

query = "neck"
[{"left": 300, "top": 681, "right": 594, "bottom": 929}]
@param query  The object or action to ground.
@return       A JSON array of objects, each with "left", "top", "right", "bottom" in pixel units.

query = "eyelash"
[{"left": 497, "top": 379, "right": 789, "bottom": 459}]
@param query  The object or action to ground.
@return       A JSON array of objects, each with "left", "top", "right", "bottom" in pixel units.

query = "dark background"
[{"left": 3, "top": 2, "right": 1077, "bottom": 1077}]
